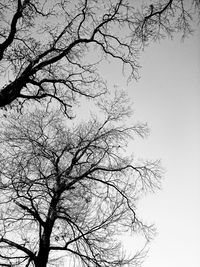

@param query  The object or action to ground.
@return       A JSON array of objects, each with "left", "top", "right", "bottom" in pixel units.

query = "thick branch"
[
  {"left": 0, "top": 237, "right": 36, "bottom": 261},
  {"left": 14, "top": 200, "right": 45, "bottom": 227},
  {"left": 142, "top": 0, "right": 173, "bottom": 29},
  {"left": 0, "top": 0, "right": 28, "bottom": 61}
]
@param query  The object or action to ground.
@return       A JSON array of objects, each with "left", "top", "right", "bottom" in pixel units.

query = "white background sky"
[
  {"left": 97, "top": 23, "right": 200, "bottom": 267},
  {"left": 130, "top": 26, "right": 200, "bottom": 267}
]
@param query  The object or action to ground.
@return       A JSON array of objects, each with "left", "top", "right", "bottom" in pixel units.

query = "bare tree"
[
  {"left": 0, "top": 92, "right": 161, "bottom": 267},
  {"left": 0, "top": 0, "right": 199, "bottom": 113}
]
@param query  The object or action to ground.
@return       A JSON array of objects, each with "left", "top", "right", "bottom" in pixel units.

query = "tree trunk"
[
  {"left": 34, "top": 191, "right": 61, "bottom": 267},
  {"left": 35, "top": 251, "right": 49, "bottom": 267},
  {"left": 35, "top": 231, "right": 51, "bottom": 267}
]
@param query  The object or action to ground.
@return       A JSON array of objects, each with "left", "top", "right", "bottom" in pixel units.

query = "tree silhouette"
[
  {"left": 0, "top": 0, "right": 199, "bottom": 114},
  {"left": 0, "top": 1, "right": 198, "bottom": 266},
  {"left": 0, "top": 92, "right": 162, "bottom": 267}
]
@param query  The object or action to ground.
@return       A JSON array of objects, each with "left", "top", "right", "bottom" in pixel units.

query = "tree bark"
[
  {"left": 35, "top": 231, "right": 51, "bottom": 267},
  {"left": 34, "top": 190, "right": 61, "bottom": 267}
]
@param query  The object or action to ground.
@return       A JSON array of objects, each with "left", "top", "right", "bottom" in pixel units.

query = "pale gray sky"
[{"left": 128, "top": 27, "right": 200, "bottom": 267}]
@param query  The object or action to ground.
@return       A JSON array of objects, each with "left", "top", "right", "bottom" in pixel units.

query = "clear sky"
[
  {"left": 128, "top": 26, "right": 200, "bottom": 267},
  {"left": 97, "top": 23, "right": 200, "bottom": 267}
]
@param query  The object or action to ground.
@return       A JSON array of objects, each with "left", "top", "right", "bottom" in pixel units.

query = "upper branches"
[{"left": 0, "top": 0, "right": 199, "bottom": 113}]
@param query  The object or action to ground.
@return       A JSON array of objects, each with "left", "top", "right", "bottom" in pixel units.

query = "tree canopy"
[
  {"left": 0, "top": 1, "right": 199, "bottom": 266},
  {"left": 0, "top": 93, "right": 161, "bottom": 266},
  {"left": 0, "top": 0, "right": 199, "bottom": 114}
]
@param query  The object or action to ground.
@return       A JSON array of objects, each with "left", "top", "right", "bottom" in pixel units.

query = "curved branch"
[
  {"left": 0, "top": 0, "right": 29, "bottom": 61},
  {"left": 14, "top": 200, "right": 45, "bottom": 227},
  {"left": 0, "top": 237, "right": 36, "bottom": 261},
  {"left": 86, "top": 172, "right": 136, "bottom": 219}
]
